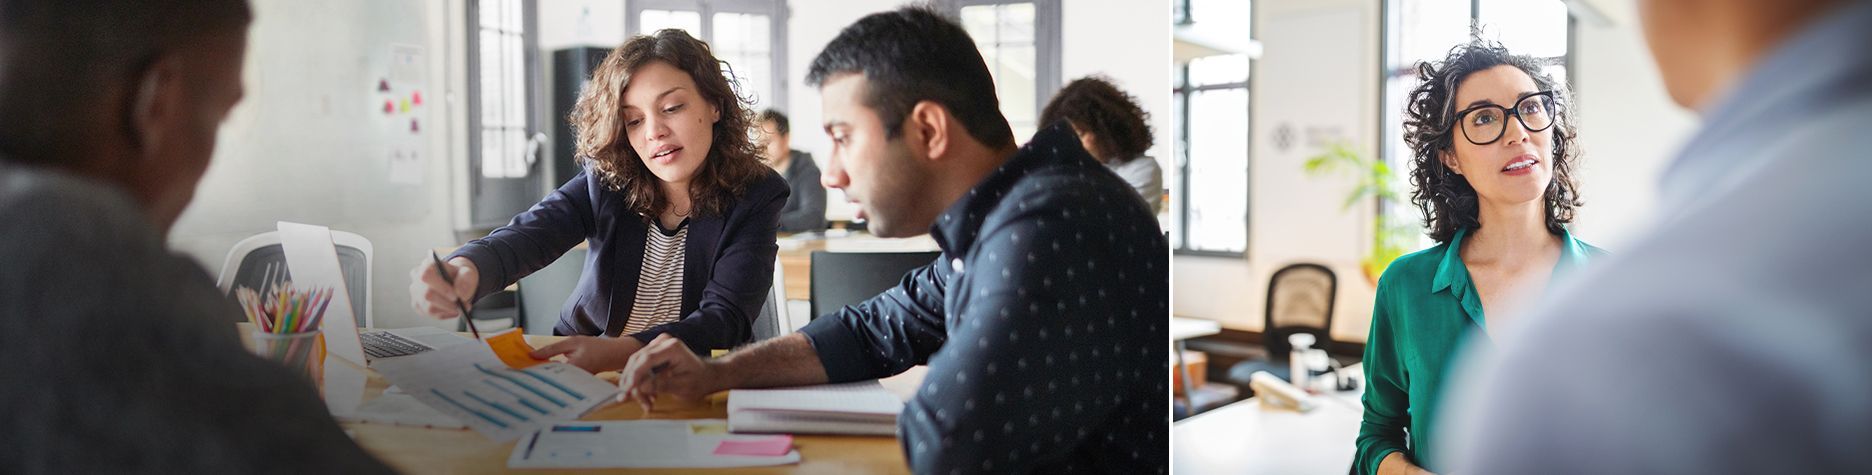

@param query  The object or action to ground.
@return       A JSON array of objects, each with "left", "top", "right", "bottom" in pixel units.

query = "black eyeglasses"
[{"left": 1448, "top": 91, "right": 1556, "bottom": 145}]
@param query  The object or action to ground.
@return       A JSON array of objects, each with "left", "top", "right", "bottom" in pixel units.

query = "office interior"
[
  {"left": 1168, "top": 0, "right": 1698, "bottom": 460},
  {"left": 167, "top": 0, "right": 1171, "bottom": 336}
]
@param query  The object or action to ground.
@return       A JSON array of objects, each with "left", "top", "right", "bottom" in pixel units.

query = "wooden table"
[
  {"left": 283, "top": 329, "right": 917, "bottom": 474},
  {"left": 1172, "top": 364, "right": 1364, "bottom": 474}
]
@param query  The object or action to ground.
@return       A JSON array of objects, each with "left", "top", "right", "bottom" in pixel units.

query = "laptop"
[{"left": 277, "top": 221, "right": 474, "bottom": 367}]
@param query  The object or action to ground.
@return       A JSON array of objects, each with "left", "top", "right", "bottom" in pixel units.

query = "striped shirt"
[{"left": 622, "top": 219, "right": 688, "bottom": 334}]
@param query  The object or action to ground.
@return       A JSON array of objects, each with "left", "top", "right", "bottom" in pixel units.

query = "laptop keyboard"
[{"left": 360, "top": 331, "right": 434, "bottom": 359}]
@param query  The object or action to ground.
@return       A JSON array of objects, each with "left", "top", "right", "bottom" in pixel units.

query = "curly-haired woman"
[
  {"left": 1040, "top": 75, "right": 1162, "bottom": 211},
  {"left": 1354, "top": 40, "right": 1607, "bottom": 475},
  {"left": 408, "top": 29, "right": 787, "bottom": 372}
]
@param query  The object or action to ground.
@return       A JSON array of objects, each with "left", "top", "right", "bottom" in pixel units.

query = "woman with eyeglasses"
[{"left": 1353, "top": 40, "right": 1607, "bottom": 475}]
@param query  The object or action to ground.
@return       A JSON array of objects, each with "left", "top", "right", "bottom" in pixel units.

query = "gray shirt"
[
  {"left": 776, "top": 150, "right": 827, "bottom": 233},
  {"left": 1440, "top": 3, "right": 1872, "bottom": 473},
  {"left": 0, "top": 162, "right": 393, "bottom": 473},
  {"left": 1106, "top": 155, "right": 1163, "bottom": 213}
]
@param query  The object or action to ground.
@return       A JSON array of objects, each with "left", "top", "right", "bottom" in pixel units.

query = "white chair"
[
  {"left": 215, "top": 230, "right": 375, "bottom": 328},
  {"left": 749, "top": 255, "right": 796, "bottom": 342}
]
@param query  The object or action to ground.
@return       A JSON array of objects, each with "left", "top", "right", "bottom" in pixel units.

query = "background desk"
[
  {"left": 263, "top": 328, "right": 925, "bottom": 474},
  {"left": 1172, "top": 364, "right": 1363, "bottom": 475},
  {"left": 774, "top": 233, "right": 940, "bottom": 302}
]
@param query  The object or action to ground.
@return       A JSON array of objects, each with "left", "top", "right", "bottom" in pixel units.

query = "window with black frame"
[
  {"left": 1172, "top": 0, "right": 1251, "bottom": 254},
  {"left": 628, "top": 0, "right": 787, "bottom": 112}
]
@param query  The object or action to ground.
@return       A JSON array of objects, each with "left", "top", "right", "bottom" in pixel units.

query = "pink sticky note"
[{"left": 713, "top": 435, "right": 794, "bottom": 456}]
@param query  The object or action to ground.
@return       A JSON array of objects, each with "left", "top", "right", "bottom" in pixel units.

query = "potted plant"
[{"left": 1303, "top": 141, "right": 1416, "bottom": 286}]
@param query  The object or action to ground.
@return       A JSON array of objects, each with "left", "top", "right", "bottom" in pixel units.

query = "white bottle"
[{"left": 1288, "top": 333, "right": 1316, "bottom": 390}]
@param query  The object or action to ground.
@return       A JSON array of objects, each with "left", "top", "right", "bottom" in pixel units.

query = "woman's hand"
[
  {"left": 408, "top": 256, "right": 478, "bottom": 319},
  {"left": 530, "top": 335, "right": 647, "bottom": 373}
]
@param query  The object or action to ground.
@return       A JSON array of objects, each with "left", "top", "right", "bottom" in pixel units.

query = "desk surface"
[
  {"left": 1170, "top": 317, "right": 1222, "bottom": 341},
  {"left": 1172, "top": 365, "right": 1363, "bottom": 475},
  {"left": 295, "top": 329, "right": 919, "bottom": 474}
]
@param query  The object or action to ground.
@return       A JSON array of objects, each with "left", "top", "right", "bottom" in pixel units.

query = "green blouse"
[{"left": 1354, "top": 227, "right": 1606, "bottom": 474}]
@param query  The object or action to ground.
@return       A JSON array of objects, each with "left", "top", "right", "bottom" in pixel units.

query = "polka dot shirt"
[{"left": 799, "top": 121, "right": 1170, "bottom": 474}]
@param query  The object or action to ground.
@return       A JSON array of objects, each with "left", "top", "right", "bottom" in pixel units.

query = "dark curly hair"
[
  {"left": 1403, "top": 39, "right": 1582, "bottom": 243},
  {"left": 1039, "top": 75, "right": 1155, "bottom": 164},
  {"left": 571, "top": 29, "right": 767, "bottom": 220}
]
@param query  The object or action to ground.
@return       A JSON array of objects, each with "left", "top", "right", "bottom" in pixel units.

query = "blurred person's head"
[
  {"left": 759, "top": 109, "right": 791, "bottom": 165},
  {"left": 1039, "top": 75, "right": 1154, "bottom": 164},
  {"left": 0, "top": 0, "right": 253, "bottom": 233},
  {"left": 807, "top": 7, "right": 1016, "bottom": 238},
  {"left": 572, "top": 29, "right": 767, "bottom": 220},
  {"left": 1638, "top": 0, "right": 1846, "bottom": 110},
  {"left": 1404, "top": 40, "right": 1581, "bottom": 243}
]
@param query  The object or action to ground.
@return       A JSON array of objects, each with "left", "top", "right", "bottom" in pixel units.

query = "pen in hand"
[
  {"left": 621, "top": 362, "right": 673, "bottom": 404},
  {"left": 429, "top": 251, "right": 480, "bottom": 339}
]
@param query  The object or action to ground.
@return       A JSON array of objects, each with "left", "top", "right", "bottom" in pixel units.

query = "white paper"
[
  {"left": 371, "top": 342, "right": 619, "bottom": 441},
  {"left": 507, "top": 420, "right": 801, "bottom": 469},
  {"left": 336, "top": 393, "right": 469, "bottom": 430}
]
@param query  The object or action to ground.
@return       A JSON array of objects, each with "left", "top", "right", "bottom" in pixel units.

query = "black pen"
[{"left": 429, "top": 251, "right": 480, "bottom": 339}]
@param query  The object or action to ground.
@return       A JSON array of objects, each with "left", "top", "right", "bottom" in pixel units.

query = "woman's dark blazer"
[{"left": 449, "top": 168, "right": 788, "bottom": 354}]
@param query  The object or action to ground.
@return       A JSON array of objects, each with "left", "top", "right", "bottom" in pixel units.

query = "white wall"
[
  {"left": 170, "top": 0, "right": 467, "bottom": 331},
  {"left": 1059, "top": 1, "right": 1174, "bottom": 171},
  {"left": 1171, "top": 0, "right": 1702, "bottom": 343},
  {"left": 1564, "top": 0, "right": 1698, "bottom": 249},
  {"left": 1173, "top": 0, "right": 1382, "bottom": 343}
]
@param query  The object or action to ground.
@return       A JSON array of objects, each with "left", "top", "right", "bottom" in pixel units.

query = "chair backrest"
[
  {"left": 749, "top": 256, "right": 789, "bottom": 342},
  {"left": 216, "top": 230, "right": 375, "bottom": 327},
  {"left": 809, "top": 250, "right": 942, "bottom": 318},
  {"left": 1263, "top": 263, "right": 1336, "bottom": 356}
]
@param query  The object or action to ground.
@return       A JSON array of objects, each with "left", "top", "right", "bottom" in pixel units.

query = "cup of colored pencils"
[{"left": 237, "top": 282, "right": 334, "bottom": 384}]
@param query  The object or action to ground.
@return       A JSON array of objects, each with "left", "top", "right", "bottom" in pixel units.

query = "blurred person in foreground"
[{"left": 1440, "top": 0, "right": 1872, "bottom": 473}]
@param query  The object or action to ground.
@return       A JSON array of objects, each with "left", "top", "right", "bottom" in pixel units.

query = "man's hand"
[
  {"left": 530, "top": 335, "right": 646, "bottom": 373},
  {"left": 618, "top": 334, "right": 722, "bottom": 411}
]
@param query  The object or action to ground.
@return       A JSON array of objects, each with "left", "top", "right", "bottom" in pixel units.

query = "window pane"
[
  {"left": 1188, "top": 0, "right": 1251, "bottom": 38},
  {"left": 1478, "top": 0, "right": 1568, "bottom": 58},
  {"left": 505, "top": 33, "right": 524, "bottom": 126},
  {"left": 478, "top": 29, "right": 503, "bottom": 126},
  {"left": 1170, "top": 90, "right": 1186, "bottom": 246},
  {"left": 713, "top": 12, "right": 774, "bottom": 110},
  {"left": 1187, "top": 53, "right": 1248, "bottom": 87},
  {"left": 1185, "top": 88, "right": 1249, "bottom": 252},
  {"left": 641, "top": 9, "right": 701, "bottom": 37},
  {"left": 1397, "top": 0, "right": 1471, "bottom": 67},
  {"left": 961, "top": 3, "right": 1039, "bottom": 142}
]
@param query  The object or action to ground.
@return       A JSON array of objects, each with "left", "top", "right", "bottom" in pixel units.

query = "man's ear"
[
  {"left": 129, "top": 56, "right": 183, "bottom": 161},
  {"left": 905, "top": 101, "right": 951, "bottom": 162}
]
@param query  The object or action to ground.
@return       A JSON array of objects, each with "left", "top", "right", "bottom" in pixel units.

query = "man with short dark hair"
[
  {"left": 759, "top": 109, "right": 828, "bottom": 233},
  {"left": 0, "top": 1, "right": 392, "bottom": 472},
  {"left": 613, "top": 7, "right": 1168, "bottom": 474}
]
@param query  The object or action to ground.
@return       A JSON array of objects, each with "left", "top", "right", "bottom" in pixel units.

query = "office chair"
[
  {"left": 808, "top": 250, "right": 942, "bottom": 319},
  {"left": 216, "top": 230, "right": 374, "bottom": 327},
  {"left": 1226, "top": 263, "right": 1337, "bottom": 386}
]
